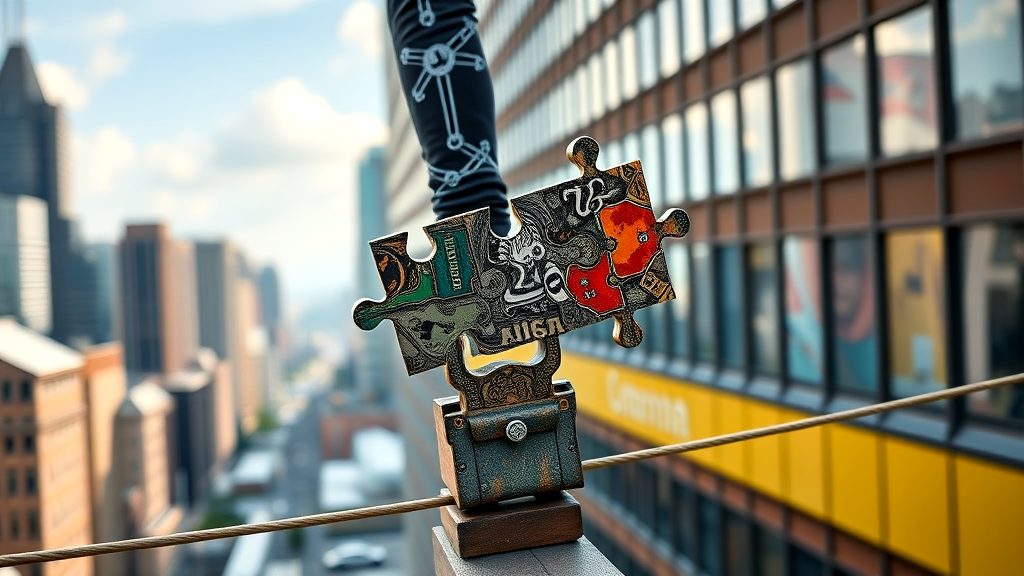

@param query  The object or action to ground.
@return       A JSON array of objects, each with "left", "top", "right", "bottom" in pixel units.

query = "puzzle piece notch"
[{"left": 444, "top": 335, "right": 561, "bottom": 413}]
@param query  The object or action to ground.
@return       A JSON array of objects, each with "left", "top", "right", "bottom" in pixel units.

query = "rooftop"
[{"left": 0, "top": 318, "right": 83, "bottom": 376}]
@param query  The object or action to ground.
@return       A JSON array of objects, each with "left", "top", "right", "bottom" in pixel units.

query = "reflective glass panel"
[
  {"left": 641, "top": 123, "right": 663, "bottom": 207},
  {"left": 620, "top": 26, "right": 640, "bottom": 100},
  {"left": 708, "top": 0, "right": 734, "bottom": 48},
  {"left": 776, "top": 59, "right": 815, "bottom": 180},
  {"left": 589, "top": 53, "right": 605, "bottom": 119},
  {"left": 822, "top": 34, "right": 868, "bottom": 165},
  {"left": 711, "top": 90, "right": 740, "bottom": 195},
  {"left": 668, "top": 243, "right": 690, "bottom": 358},
  {"left": 741, "top": 75, "right": 773, "bottom": 187},
  {"left": 830, "top": 236, "right": 878, "bottom": 394},
  {"left": 784, "top": 236, "right": 823, "bottom": 384},
  {"left": 949, "top": 0, "right": 1024, "bottom": 139},
  {"left": 624, "top": 131, "right": 640, "bottom": 163},
  {"left": 739, "top": 0, "right": 767, "bottom": 30},
  {"left": 718, "top": 245, "right": 744, "bottom": 368},
  {"left": 886, "top": 229, "right": 946, "bottom": 397},
  {"left": 604, "top": 41, "right": 621, "bottom": 110},
  {"left": 683, "top": 0, "right": 706, "bottom": 63},
  {"left": 876, "top": 6, "right": 937, "bottom": 156},
  {"left": 659, "top": 0, "right": 682, "bottom": 78},
  {"left": 749, "top": 244, "right": 779, "bottom": 375},
  {"left": 962, "top": 223, "right": 1024, "bottom": 421},
  {"left": 693, "top": 243, "right": 715, "bottom": 362},
  {"left": 638, "top": 11, "right": 659, "bottom": 90},
  {"left": 662, "top": 113, "right": 686, "bottom": 203},
  {"left": 685, "top": 103, "right": 711, "bottom": 200}
]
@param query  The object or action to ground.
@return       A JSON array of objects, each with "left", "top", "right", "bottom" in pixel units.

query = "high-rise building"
[
  {"left": 0, "top": 194, "right": 51, "bottom": 333},
  {"left": 83, "top": 243, "right": 118, "bottom": 345},
  {"left": 0, "top": 319, "right": 93, "bottom": 576},
  {"left": 234, "top": 272, "right": 264, "bottom": 435},
  {"left": 385, "top": 0, "right": 1024, "bottom": 574},
  {"left": 162, "top": 368, "right": 217, "bottom": 506},
  {"left": 256, "top": 265, "right": 282, "bottom": 348},
  {"left": 118, "top": 223, "right": 199, "bottom": 376}
]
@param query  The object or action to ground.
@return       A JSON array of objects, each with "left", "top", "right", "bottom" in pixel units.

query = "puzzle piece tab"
[{"left": 353, "top": 136, "right": 690, "bottom": 376}]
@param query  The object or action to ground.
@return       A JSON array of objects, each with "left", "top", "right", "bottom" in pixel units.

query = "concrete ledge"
[{"left": 432, "top": 526, "right": 623, "bottom": 576}]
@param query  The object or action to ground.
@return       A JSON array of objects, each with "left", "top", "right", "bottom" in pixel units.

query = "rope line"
[{"left": 1, "top": 372, "right": 1021, "bottom": 568}]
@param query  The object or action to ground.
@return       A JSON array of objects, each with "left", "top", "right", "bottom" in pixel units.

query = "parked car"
[{"left": 322, "top": 540, "right": 387, "bottom": 570}]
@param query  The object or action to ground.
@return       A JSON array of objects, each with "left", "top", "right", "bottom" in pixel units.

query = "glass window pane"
[
  {"left": 741, "top": 76, "right": 773, "bottom": 187},
  {"left": 708, "top": 0, "right": 734, "bottom": 48},
  {"left": 949, "top": 0, "right": 1024, "bottom": 139},
  {"left": 739, "top": 0, "right": 767, "bottom": 30},
  {"left": 712, "top": 90, "right": 740, "bottom": 195},
  {"left": 698, "top": 496, "right": 723, "bottom": 576},
  {"left": 662, "top": 113, "right": 686, "bottom": 203},
  {"left": 620, "top": 26, "right": 640, "bottom": 101},
  {"left": 784, "top": 236, "right": 823, "bottom": 384},
  {"left": 642, "top": 123, "right": 663, "bottom": 208},
  {"left": 685, "top": 103, "right": 711, "bottom": 200},
  {"left": 673, "top": 480, "right": 696, "bottom": 559},
  {"left": 822, "top": 34, "right": 869, "bottom": 165},
  {"left": 605, "top": 138, "right": 623, "bottom": 166},
  {"left": 725, "top": 512, "right": 751, "bottom": 576},
  {"left": 683, "top": 0, "right": 706, "bottom": 63},
  {"left": 638, "top": 11, "right": 659, "bottom": 90},
  {"left": 669, "top": 243, "right": 690, "bottom": 358},
  {"left": 603, "top": 41, "right": 621, "bottom": 111},
  {"left": 773, "top": 0, "right": 796, "bottom": 7},
  {"left": 589, "top": 53, "right": 605, "bottom": 119},
  {"left": 749, "top": 244, "right": 779, "bottom": 375},
  {"left": 876, "top": 6, "right": 938, "bottom": 156},
  {"left": 624, "top": 131, "right": 640, "bottom": 163},
  {"left": 886, "top": 228, "right": 946, "bottom": 397},
  {"left": 776, "top": 59, "right": 816, "bottom": 180},
  {"left": 659, "top": 0, "right": 682, "bottom": 78},
  {"left": 693, "top": 243, "right": 715, "bottom": 362},
  {"left": 718, "top": 245, "right": 744, "bottom": 368},
  {"left": 830, "top": 236, "right": 879, "bottom": 394},
  {"left": 962, "top": 223, "right": 1024, "bottom": 421},
  {"left": 754, "top": 525, "right": 785, "bottom": 576}
]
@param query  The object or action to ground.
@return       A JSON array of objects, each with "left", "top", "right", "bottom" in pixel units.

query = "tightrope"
[{"left": 2, "top": 372, "right": 1021, "bottom": 567}]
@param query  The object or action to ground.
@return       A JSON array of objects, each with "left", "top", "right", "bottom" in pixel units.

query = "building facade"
[
  {"left": 0, "top": 319, "right": 93, "bottom": 576},
  {"left": 0, "top": 194, "right": 50, "bottom": 333},
  {"left": 385, "top": 0, "right": 1024, "bottom": 574}
]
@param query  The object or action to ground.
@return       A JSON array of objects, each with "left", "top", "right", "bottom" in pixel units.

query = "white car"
[{"left": 322, "top": 540, "right": 387, "bottom": 570}]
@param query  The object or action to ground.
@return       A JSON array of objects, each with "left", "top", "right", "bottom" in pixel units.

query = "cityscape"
[{"left": 2, "top": 0, "right": 1024, "bottom": 575}]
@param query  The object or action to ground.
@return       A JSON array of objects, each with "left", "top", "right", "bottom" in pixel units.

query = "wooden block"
[
  {"left": 439, "top": 490, "right": 583, "bottom": 558},
  {"left": 432, "top": 527, "right": 623, "bottom": 576}
]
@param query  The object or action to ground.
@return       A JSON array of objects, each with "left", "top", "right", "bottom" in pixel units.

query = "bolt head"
[{"left": 505, "top": 419, "right": 528, "bottom": 442}]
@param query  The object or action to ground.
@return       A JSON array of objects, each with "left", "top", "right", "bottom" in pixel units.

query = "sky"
[{"left": 9, "top": 0, "right": 389, "bottom": 306}]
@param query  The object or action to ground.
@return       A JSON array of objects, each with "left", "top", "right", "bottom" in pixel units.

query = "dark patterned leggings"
[{"left": 386, "top": 0, "right": 511, "bottom": 235}]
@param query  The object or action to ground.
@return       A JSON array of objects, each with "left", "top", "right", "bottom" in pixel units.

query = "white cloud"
[
  {"left": 74, "top": 126, "right": 138, "bottom": 198},
  {"left": 88, "top": 43, "right": 133, "bottom": 83},
  {"left": 83, "top": 10, "right": 128, "bottom": 38},
  {"left": 36, "top": 61, "right": 89, "bottom": 110},
  {"left": 144, "top": 133, "right": 211, "bottom": 184},
  {"left": 338, "top": 0, "right": 384, "bottom": 58},
  {"left": 955, "top": 0, "right": 1017, "bottom": 44}
]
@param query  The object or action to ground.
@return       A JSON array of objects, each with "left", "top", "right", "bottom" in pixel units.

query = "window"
[
  {"left": 784, "top": 237, "right": 823, "bottom": 384},
  {"left": 831, "top": 236, "right": 879, "bottom": 394},
  {"left": 708, "top": 0, "right": 734, "bottom": 48},
  {"left": 949, "top": 0, "right": 1024, "bottom": 139},
  {"left": 673, "top": 480, "right": 697, "bottom": 560},
  {"left": 776, "top": 59, "right": 815, "bottom": 180},
  {"left": 603, "top": 41, "right": 621, "bottom": 111},
  {"left": 724, "top": 511, "right": 751, "bottom": 576},
  {"left": 623, "top": 131, "right": 640, "bottom": 164},
  {"left": 654, "top": 468, "right": 672, "bottom": 543},
  {"left": 23, "top": 434, "right": 34, "bottom": 454},
  {"left": 669, "top": 244, "right": 691, "bottom": 358},
  {"left": 641, "top": 123, "right": 663, "bottom": 208},
  {"left": 1, "top": 380, "right": 10, "bottom": 401},
  {"left": 21, "top": 379, "right": 32, "bottom": 402},
  {"left": 662, "top": 113, "right": 686, "bottom": 204},
  {"left": 27, "top": 510, "right": 38, "bottom": 539},
  {"left": 886, "top": 229, "right": 946, "bottom": 397},
  {"left": 754, "top": 525, "right": 785, "bottom": 576},
  {"left": 738, "top": 0, "right": 767, "bottom": 30},
  {"left": 658, "top": 0, "right": 681, "bottom": 78},
  {"left": 686, "top": 103, "right": 711, "bottom": 200},
  {"left": 962, "top": 223, "right": 1024, "bottom": 421},
  {"left": 741, "top": 75, "right": 773, "bottom": 187},
  {"left": 876, "top": 6, "right": 937, "bottom": 156},
  {"left": 693, "top": 243, "right": 715, "bottom": 362},
  {"left": 698, "top": 496, "right": 723, "bottom": 576},
  {"left": 683, "top": 0, "right": 706, "bottom": 64},
  {"left": 589, "top": 53, "right": 605, "bottom": 120},
  {"left": 711, "top": 90, "right": 740, "bottom": 195},
  {"left": 749, "top": 244, "right": 780, "bottom": 375},
  {"left": 25, "top": 468, "right": 36, "bottom": 495},
  {"left": 9, "top": 512, "right": 19, "bottom": 540},
  {"left": 620, "top": 25, "right": 640, "bottom": 101},
  {"left": 3, "top": 436, "right": 13, "bottom": 454},
  {"left": 718, "top": 245, "right": 744, "bottom": 368},
  {"left": 822, "top": 35, "right": 869, "bottom": 165},
  {"left": 605, "top": 138, "right": 623, "bottom": 167},
  {"left": 7, "top": 469, "right": 16, "bottom": 495},
  {"left": 637, "top": 11, "right": 658, "bottom": 90}
]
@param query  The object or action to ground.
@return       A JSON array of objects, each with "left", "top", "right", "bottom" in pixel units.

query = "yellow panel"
[
  {"left": 884, "top": 437, "right": 950, "bottom": 574},
  {"left": 714, "top": 394, "right": 748, "bottom": 481},
  {"left": 783, "top": 409, "right": 827, "bottom": 517},
  {"left": 828, "top": 424, "right": 881, "bottom": 544},
  {"left": 746, "top": 404, "right": 784, "bottom": 499},
  {"left": 955, "top": 455, "right": 1024, "bottom": 575}
]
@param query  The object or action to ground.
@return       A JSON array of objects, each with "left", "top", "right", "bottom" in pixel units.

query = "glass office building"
[{"left": 386, "top": 0, "right": 1024, "bottom": 573}]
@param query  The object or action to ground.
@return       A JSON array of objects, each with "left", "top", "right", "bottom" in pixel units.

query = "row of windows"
[
  {"left": 0, "top": 379, "right": 33, "bottom": 402},
  {"left": 579, "top": 428, "right": 864, "bottom": 576},
  {"left": 498, "top": 0, "right": 1023, "bottom": 187},
  {"left": 0, "top": 509, "right": 41, "bottom": 541},
  {"left": 5, "top": 467, "right": 38, "bottom": 496},
  {"left": 2, "top": 433, "right": 35, "bottom": 454},
  {"left": 568, "top": 222, "right": 1024, "bottom": 425}
]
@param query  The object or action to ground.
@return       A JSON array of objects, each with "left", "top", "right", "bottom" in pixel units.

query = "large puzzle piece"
[{"left": 353, "top": 136, "right": 690, "bottom": 375}]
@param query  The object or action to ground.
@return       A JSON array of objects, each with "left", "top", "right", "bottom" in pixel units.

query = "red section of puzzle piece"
[
  {"left": 567, "top": 253, "right": 624, "bottom": 315},
  {"left": 599, "top": 200, "right": 659, "bottom": 278}
]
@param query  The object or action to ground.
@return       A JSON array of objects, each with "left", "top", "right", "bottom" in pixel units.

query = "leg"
[{"left": 387, "top": 0, "right": 511, "bottom": 235}]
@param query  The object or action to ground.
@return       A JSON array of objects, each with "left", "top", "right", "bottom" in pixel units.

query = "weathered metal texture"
[
  {"left": 353, "top": 136, "right": 690, "bottom": 376},
  {"left": 433, "top": 528, "right": 624, "bottom": 576}
]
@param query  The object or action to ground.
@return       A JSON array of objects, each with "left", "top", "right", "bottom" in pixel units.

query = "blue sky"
[{"left": 13, "top": 0, "right": 388, "bottom": 306}]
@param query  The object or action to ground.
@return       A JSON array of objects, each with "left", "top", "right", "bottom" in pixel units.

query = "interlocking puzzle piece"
[{"left": 353, "top": 136, "right": 690, "bottom": 376}]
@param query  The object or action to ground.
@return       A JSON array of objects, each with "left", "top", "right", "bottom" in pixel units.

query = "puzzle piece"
[{"left": 353, "top": 136, "right": 690, "bottom": 376}]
